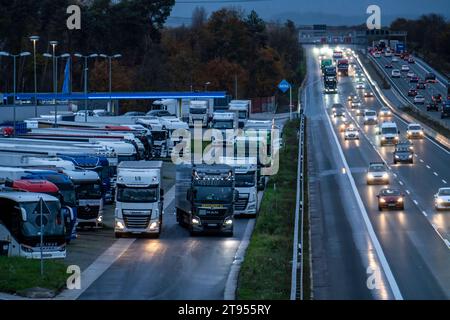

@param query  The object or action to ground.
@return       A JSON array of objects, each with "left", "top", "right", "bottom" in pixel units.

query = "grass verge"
[
  {"left": 237, "top": 120, "right": 300, "bottom": 300},
  {"left": 0, "top": 256, "right": 67, "bottom": 295}
]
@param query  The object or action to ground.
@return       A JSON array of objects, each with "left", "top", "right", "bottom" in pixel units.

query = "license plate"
[{"left": 208, "top": 224, "right": 218, "bottom": 227}]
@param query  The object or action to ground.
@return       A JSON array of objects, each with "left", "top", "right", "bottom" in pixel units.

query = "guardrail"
[{"left": 290, "top": 113, "right": 306, "bottom": 300}]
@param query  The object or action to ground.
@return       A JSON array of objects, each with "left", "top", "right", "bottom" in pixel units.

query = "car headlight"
[
  {"left": 116, "top": 221, "right": 125, "bottom": 230},
  {"left": 395, "top": 155, "right": 400, "bottom": 159},
  {"left": 409, "top": 155, "right": 413, "bottom": 159},
  {"left": 192, "top": 217, "right": 201, "bottom": 225},
  {"left": 224, "top": 218, "right": 233, "bottom": 226},
  {"left": 397, "top": 198, "right": 403, "bottom": 203},
  {"left": 379, "top": 198, "right": 386, "bottom": 203},
  {"left": 381, "top": 137, "right": 386, "bottom": 140},
  {"left": 367, "top": 174, "right": 374, "bottom": 179},
  {"left": 382, "top": 173, "right": 389, "bottom": 179},
  {"left": 436, "top": 198, "right": 444, "bottom": 204}
]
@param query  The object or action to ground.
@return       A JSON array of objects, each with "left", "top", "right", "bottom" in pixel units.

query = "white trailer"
[{"left": 115, "top": 161, "right": 163, "bottom": 238}]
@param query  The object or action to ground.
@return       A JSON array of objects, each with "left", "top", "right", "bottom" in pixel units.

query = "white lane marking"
[
  {"left": 324, "top": 100, "right": 403, "bottom": 300},
  {"left": 443, "top": 180, "right": 448, "bottom": 184},
  {"left": 393, "top": 173, "right": 397, "bottom": 178},
  {"left": 399, "top": 181, "right": 404, "bottom": 186},
  {"left": 422, "top": 211, "right": 428, "bottom": 217},
  {"left": 414, "top": 154, "right": 418, "bottom": 158},
  {"left": 413, "top": 200, "right": 419, "bottom": 206},
  {"left": 420, "top": 159, "right": 424, "bottom": 163},
  {"left": 406, "top": 190, "right": 411, "bottom": 195},
  {"left": 56, "top": 185, "right": 177, "bottom": 300},
  {"left": 433, "top": 172, "right": 439, "bottom": 177},
  {"left": 431, "top": 224, "right": 450, "bottom": 249},
  {"left": 426, "top": 165, "right": 431, "bottom": 169}
]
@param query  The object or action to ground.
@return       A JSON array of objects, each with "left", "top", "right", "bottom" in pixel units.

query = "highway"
[
  {"left": 306, "top": 46, "right": 450, "bottom": 299},
  {"left": 370, "top": 53, "right": 449, "bottom": 127}
]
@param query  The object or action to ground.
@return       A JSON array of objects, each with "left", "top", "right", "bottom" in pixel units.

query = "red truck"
[{"left": 337, "top": 59, "right": 349, "bottom": 76}]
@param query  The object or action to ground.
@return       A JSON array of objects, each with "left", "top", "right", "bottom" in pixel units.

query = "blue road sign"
[{"left": 278, "top": 79, "right": 291, "bottom": 93}]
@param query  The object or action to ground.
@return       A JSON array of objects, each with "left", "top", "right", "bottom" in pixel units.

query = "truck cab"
[
  {"left": 176, "top": 164, "right": 235, "bottom": 236},
  {"left": 211, "top": 112, "right": 239, "bottom": 147},
  {"left": 219, "top": 157, "right": 258, "bottom": 217},
  {"left": 114, "top": 161, "right": 163, "bottom": 238},
  {"left": 228, "top": 100, "right": 251, "bottom": 129},
  {"left": 189, "top": 100, "right": 209, "bottom": 127}
]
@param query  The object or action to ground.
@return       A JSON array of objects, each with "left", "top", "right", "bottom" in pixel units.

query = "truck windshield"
[
  {"left": 193, "top": 187, "right": 233, "bottom": 203},
  {"left": 382, "top": 128, "right": 398, "bottom": 134},
  {"left": 21, "top": 201, "right": 64, "bottom": 237},
  {"left": 117, "top": 186, "right": 158, "bottom": 203},
  {"left": 59, "top": 189, "right": 77, "bottom": 207},
  {"left": 151, "top": 131, "right": 167, "bottom": 141},
  {"left": 213, "top": 120, "right": 233, "bottom": 130},
  {"left": 235, "top": 173, "right": 256, "bottom": 187},
  {"left": 238, "top": 111, "right": 247, "bottom": 119},
  {"left": 190, "top": 108, "right": 207, "bottom": 115},
  {"left": 75, "top": 182, "right": 102, "bottom": 199}
]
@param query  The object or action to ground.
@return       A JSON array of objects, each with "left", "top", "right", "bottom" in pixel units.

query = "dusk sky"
[{"left": 168, "top": 0, "right": 450, "bottom": 26}]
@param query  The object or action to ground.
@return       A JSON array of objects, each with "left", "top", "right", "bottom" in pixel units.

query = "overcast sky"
[{"left": 168, "top": 0, "right": 450, "bottom": 26}]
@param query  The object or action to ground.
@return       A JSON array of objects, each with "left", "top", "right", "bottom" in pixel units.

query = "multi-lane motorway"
[{"left": 306, "top": 46, "right": 450, "bottom": 300}]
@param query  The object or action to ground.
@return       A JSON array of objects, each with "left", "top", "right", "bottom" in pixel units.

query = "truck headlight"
[
  {"left": 97, "top": 215, "right": 103, "bottom": 223},
  {"left": 192, "top": 217, "right": 201, "bottom": 225},
  {"left": 149, "top": 222, "right": 158, "bottom": 230},
  {"left": 224, "top": 218, "right": 233, "bottom": 226},
  {"left": 408, "top": 155, "right": 413, "bottom": 159},
  {"left": 116, "top": 221, "right": 125, "bottom": 230}
]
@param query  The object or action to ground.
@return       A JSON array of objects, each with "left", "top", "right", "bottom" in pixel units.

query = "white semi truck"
[
  {"left": 228, "top": 100, "right": 251, "bottom": 128},
  {"left": 189, "top": 100, "right": 209, "bottom": 127},
  {"left": 114, "top": 161, "right": 164, "bottom": 238}
]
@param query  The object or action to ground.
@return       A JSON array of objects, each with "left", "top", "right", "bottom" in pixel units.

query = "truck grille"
[
  {"left": 235, "top": 195, "right": 249, "bottom": 211},
  {"left": 124, "top": 215, "right": 150, "bottom": 229},
  {"left": 78, "top": 206, "right": 99, "bottom": 220}
]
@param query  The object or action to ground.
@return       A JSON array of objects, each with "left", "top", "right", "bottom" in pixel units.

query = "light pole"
[
  {"left": 43, "top": 53, "right": 71, "bottom": 95},
  {"left": 29, "top": 36, "right": 39, "bottom": 117},
  {"left": 75, "top": 53, "right": 98, "bottom": 122},
  {"left": 99, "top": 53, "right": 122, "bottom": 115},
  {"left": 49, "top": 41, "right": 58, "bottom": 127},
  {"left": 0, "top": 51, "right": 31, "bottom": 136},
  {"left": 204, "top": 81, "right": 211, "bottom": 92}
]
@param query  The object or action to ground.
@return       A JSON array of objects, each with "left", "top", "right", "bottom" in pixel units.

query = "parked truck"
[
  {"left": 228, "top": 100, "right": 251, "bottom": 128},
  {"left": 176, "top": 164, "right": 236, "bottom": 236},
  {"left": 114, "top": 161, "right": 164, "bottom": 238},
  {"left": 189, "top": 100, "right": 209, "bottom": 127}
]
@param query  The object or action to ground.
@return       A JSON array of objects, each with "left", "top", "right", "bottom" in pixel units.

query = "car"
[
  {"left": 332, "top": 103, "right": 345, "bottom": 112},
  {"left": 378, "top": 107, "right": 392, "bottom": 118},
  {"left": 373, "top": 52, "right": 381, "bottom": 58},
  {"left": 356, "top": 82, "right": 365, "bottom": 90},
  {"left": 367, "top": 162, "right": 389, "bottom": 185},
  {"left": 385, "top": 63, "right": 393, "bottom": 69},
  {"left": 406, "top": 123, "right": 424, "bottom": 139},
  {"left": 347, "top": 95, "right": 354, "bottom": 102},
  {"left": 333, "top": 109, "right": 346, "bottom": 119},
  {"left": 344, "top": 127, "right": 359, "bottom": 140},
  {"left": 442, "top": 103, "right": 450, "bottom": 119},
  {"left": 392, "top": 57, "right": 399, "bottom": 62},
  {"left": 425, "top": 72, "right": 437, "bottom": 83},
  {"left": 123, "top": 111, "right": 146, "bottom": 117},
  {"left": 397, "top": 140, "right": 414, "bottom": 152},
  {"left": 339, "top": 121, "right": 352, "bottom": 132},
  {"left": 146, "top": 110, "right": 174, "bottom": 117},
  {"left": 407, "top": 71, "right": 415, "bottom": 78},
  {"left": 363, "top": 110, "right": 378, "bottom": 125},
  {"left": 414, "top": 95, "right": 425, "bottom": 104},
  {"left": 401, "top": 65, "right": 410, "bottom": 72},
  {"left": 393, "top": 145, "right": 414, "bottom": 164},
  {"left": 416, "top": 82, "right": 426, "bottom": 90},
  {"left": 408, "top": 88, "right": 418, "bottom": 97},
  {"left": 432, "top": 94, "right": 443, "bottom": 104},
  {"left": 355, "top": 108, "right": 365, "bottom": 116},
  {"left": 364, "top": 91, "right": 374, "bottom": 98},
  {"left": 408, "top": 57, "right": 415, "bottom": 64},
  {"left": 434, "top": 188, "right": 450, "bottom": 211},
  {"left": 351, "top": 99, "right": 361, "bottom": 109},
  {"left": 75, "top": 110, "right": 94, "bottom": 117},
  {"left": 384, "top": 51, "right": 392, "bottom": 57},
  {"left": 426, "top": 102, "right": 439, "bottom": 111},
  {"left": 391, "top": 69, "right": 401, "bottom": 78},
  {"left": 410, "top": 76, "right": 419, "bottom": 83},
  {"left": 377, "top": 188, "right": 405, "bottom": 211}
]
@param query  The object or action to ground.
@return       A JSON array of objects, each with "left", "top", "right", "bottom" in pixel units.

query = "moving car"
[
  {"left": 339, "top": 121, "right": 352, "bottom": 132},
  {"left": 407, "top": 71, "right": 415, "bottom": 78},
  {"left": 397, "top": 140, "right": 414, "bottom": 152},
  {"left": 377, "top": 188, "right": 405, "bottom": 211},
  {"left": 442, "top": 102, "right": 450, "bottom": 119},
  {"left": 344, "top": 127, "right": 359, "bottom": 140},
  {"left": 333, "top": 109, "right": 346, "bottom": 119},
  {"left": 355, "top": 108, "right": 365, "bottom": 116},
  {"left": 434, "top": 188, "right": 450, "bottom": 211},
  {"left": 385, "top": 63, "right": 393, "bottom": 69},
  {"left": 391, "top": 69, "right": 401, "bottom": 78},
  {"left": 393, "top": 145, "right": 414, "bottom": 164},
  {"left": 351, "top": 99, "right": 361, "bottom": 109},
  {"left": 408, "top": 57, "right": 415, "bottom": 64},
  {"left": 416, "top": 82, "right": 426, "bottom": 90},
  {"left": 367, "top": 162, "right": 389, "bottom": 185},
  {"left": 408, "top": 88, "right": 418, "bottom": 97},
  {"left": 414, "top": 95, "right": 425, "bottom": 104},
  {"left": 364, "top": 91, "right": 374, "bottom": 98},
  {"left": 406, "top": 123, "right": 424, "bottom": 139},
  {"left": 356, "top": 82, "right": 365, "bottom": 90},
  {"left": 363, "top": 110, "right": 378, "bottom": 125},
  {"left": 332, "top": 103, "right": 345, "bottom": 112},
  {"left": 392, "top": 57, "right": 399, "bottom": 62},
  {"left": 432, "top": 94, "right": 443, "bottom": 104},
  {"left": 427, "top": 102, "right": 439, "bottom": 111},
  {"left": 425, "top": 72, "right": 437, "bottom": 83},
  {"left": 378, "top": 107, "right": 392, "bottom": 118},
  {"left": 401, "top": 65, "right": 410, "bottom": 72},
  {"left": 410, "top": 76, "right": 419, "bottom": 83}
]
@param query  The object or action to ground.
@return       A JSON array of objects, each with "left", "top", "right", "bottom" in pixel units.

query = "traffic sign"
[{"left": 278, "top": 79, "right": 291, "bottom": 93}]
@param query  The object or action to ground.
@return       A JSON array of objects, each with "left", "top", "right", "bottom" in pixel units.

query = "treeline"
[
  {"left": 0, "top": 1, "right": 304, "bottom": 104},
  {"left": 391, "top": 14, "right": 450, "bottom": 76}
]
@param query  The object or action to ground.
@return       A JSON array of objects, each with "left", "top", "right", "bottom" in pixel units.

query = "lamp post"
[
  {"left": 43, "top": 53, "right": 71, "bottom": 95},
  {"left": 99, "top": 54, "right": 122, "bottom": 115},
  {"left": 0, "top": 51, "right": 31, "bottom": 136},
  {"left": 49, "top": 41, "right": 58, "bottom": 127},
  {"left": 74, "top": 53, "right": 98, "bottom": 122},
  {"left": 29, "top": 36, "right": 40, "bottom": 117}
]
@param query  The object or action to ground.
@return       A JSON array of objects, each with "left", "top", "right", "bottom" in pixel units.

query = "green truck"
[{"left": 321, "top": 58, "right": 333, "bottom": 72}]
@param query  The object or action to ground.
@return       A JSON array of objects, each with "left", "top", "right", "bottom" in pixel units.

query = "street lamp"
[
  {"left": 43, "top": 53, "right": 71, "bottom": 95},
  {"left": 29, "top": 35, "right": 40, "bottom": 117},
  {"left": 204, "top": 81, "right": 211, "bottom": 92},
  {"left": 49, "top": 41, "right": 58, "bottom": 127},
  {"left": 99, "top": 53, "right": 122, "bottom": 115},
  {"left": 0, "top": 51, "right": 31, "bottom": 136},
  {"left": 74, "top": 53, "right": 98, "bottom": 122}
]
